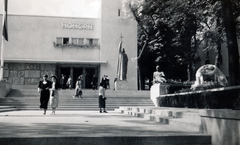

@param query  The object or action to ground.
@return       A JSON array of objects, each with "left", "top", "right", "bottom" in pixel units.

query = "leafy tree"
[
  {"left": 220, "top": 0, "right": 240, "bottom": 85},
  {"left": 122, "top": 0, "right": 216, "bottom": 82},
  {"left": 122, "top": 0, "right": 240, "bottom": 87}
]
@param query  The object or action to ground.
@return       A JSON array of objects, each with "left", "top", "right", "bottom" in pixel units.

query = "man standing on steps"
[
  {"left": 101, "top": 75, "right": 109, "bottom": 90},
  {"left": 98, "top": 82, "right": 107, "bottom": 113}
]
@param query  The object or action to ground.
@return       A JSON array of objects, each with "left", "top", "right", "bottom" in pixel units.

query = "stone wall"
[
  {"left": 0, "top": 82, "right": 12, "bottom": 98},
  {"left": 200, "top": 109, "right": 240, "bottom": 145},
  {"left": 3, "top": 63, "right": 56, "bottom": 85}
]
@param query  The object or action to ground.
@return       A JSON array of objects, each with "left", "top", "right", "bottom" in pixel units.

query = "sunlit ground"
[{"left": 0, "top": 110, "right": 205, "bottom": 138}]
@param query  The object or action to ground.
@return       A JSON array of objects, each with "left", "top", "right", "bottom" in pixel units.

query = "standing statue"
[{"left": 117, "top": 47, "right": 128, "bottom": 80}]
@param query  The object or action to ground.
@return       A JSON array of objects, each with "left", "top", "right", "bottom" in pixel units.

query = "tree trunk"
[{"left": 221, "top": 0, "right": 240, "bottom": 85}]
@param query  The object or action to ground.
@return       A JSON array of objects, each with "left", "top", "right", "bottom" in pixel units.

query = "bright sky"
[{"left": 0, "top": 0, "right": 101, "bottom": 18}]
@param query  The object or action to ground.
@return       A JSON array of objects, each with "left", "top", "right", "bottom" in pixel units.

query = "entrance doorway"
[
  {"left": 60, "top": 67, "right": 70, "bottom": 78},
  {"left": 85, "top": 68, "right": 96, "bottom": 89},
  {"left": 58, "top": 65, "right": 99, "bottom": 89},
  {"left": 73, "top": 68, "right": 83, "bottom": 88},
  {"left": 60, "top": 67, "right": 70, "bottom": 89}
]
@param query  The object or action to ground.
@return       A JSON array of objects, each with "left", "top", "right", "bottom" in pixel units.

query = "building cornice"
[
  {"left": 0, "top": 14, "right": 101, "bottom": 20},
  {"left": 4, "top": 58, "right": 107, "bottom": 64}
]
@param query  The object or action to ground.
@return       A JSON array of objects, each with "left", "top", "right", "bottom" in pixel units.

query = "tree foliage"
[{"left": 122, "top": 0, "right": 240, "bottom": 87}]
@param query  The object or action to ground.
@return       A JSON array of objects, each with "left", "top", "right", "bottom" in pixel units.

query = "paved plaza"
[{"left": 0, "top": 110, "right": 205, "bottom": 138}]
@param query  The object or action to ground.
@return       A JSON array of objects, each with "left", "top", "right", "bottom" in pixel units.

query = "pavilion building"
[{"left": 0, "top": 0, "right": 138, "bottom": 90}]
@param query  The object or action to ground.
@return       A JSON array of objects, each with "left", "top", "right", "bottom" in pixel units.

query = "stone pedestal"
[
  {"left": 117, "top": 80, "right": 130, "bottom": 90},
  {"left": 150, "top": 83, "right": 169, "bottom": 106}
]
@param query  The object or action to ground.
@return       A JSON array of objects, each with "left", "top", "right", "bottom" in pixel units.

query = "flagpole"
[
  {"left": 0, "top": 35, "right": 3, "bottom": 81},
  {"left": 1, "top": 0, "right": 7, "bottom": 81},
  {"left": 0, "top": 12, "right": 4, "bottom": 81}
]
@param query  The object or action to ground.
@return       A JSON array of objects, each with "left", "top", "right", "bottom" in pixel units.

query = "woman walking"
[
  {"left": 49, "top": 75, "right": 61, "bottom": 115},
  {"left": 38, "top": 74, "right": 51, "bottom": 115},
  {"left": 98, "top": 82, "right": 107, "bottom": 113},
  {"left": 73, "top": 75, "right": 83, "bottom": 98}
]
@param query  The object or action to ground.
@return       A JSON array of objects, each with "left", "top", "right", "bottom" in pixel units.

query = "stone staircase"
[
  {"left": 0, "top": 106, "right": 20, "bottom": 112},
  {"left": 115, "top": 106, "right": 203, "bottom": 132},
  {"left": 0, "top": 85, "right": 154, "bottom": 111}
]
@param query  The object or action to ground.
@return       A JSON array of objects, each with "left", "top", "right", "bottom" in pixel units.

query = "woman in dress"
[
  {"left": 38, "top": 74, "right": 51, "bottom": 115},
  {"left": 98, "top": 82, "right": 107, "bottom": 113},
  {"left": 49, "top": 75, "right": 61, "bottom": 115},
  {"left": 73, "top": 75, "right": 83, "bottom": 98}
]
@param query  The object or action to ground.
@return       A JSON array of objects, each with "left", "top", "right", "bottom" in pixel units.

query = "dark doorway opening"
[
  {"left": 73, "top": 68, "right": 83, "bottom": 88},
  {"left": 85, "top": 68, "right": 96, "bottom": 89},
  {"left": 60, "top": 67, "right": 70, "bottom": 78}
]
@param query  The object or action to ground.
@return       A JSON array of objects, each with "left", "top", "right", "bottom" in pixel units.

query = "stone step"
[
  {"left": 0, "top": 95, "right": 154, "bottom": 111},
  {"left": 0, "top": 135, "right": 211, "bottom": 145},
  {"left": 7, "top": 88, "right": 150, "bottom": 98},
  {"left": 168, "top": 118, "right": 202, "bottom": 132},
  {"left": 175, "top": 111, "right": 201, "bottom": 120},
  {"left": 124, "top": 111, "right": 174, "bottom": 124},
  {"left": 117, "top": 106, "right": 202, "bottom": 132},
  {"left": 0, "top": 106, "right": 20, "bottom": 112}
]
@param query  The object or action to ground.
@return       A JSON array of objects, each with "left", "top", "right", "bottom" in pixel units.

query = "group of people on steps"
[{"left": 38, "top": 74, "right": 107, "bottom": 115}]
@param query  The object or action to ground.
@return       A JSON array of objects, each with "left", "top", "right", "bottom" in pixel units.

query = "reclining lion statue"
[{"left": 191, "top": 64, "right": 228, "bottom": 90}]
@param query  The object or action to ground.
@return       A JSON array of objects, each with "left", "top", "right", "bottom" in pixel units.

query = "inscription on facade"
[
  {"left": 9, "top": 70, "right": 25, "bottom": 78},
  {"left": 25, "top": 78, "right": 40, "bottom": 85},
  {"left": 25, "top": 64, "right": 41, "bottom": 70},
  {"left": 25, "top": 70, "right": 41, "bottom": 78},
  {"left": 62, "top": 23, "right": 94, "bottom": 30}
]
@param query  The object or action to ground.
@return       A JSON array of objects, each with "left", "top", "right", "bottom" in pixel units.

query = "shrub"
[{"left": 157, "top": 87, "right": 240, "bottom": 109}]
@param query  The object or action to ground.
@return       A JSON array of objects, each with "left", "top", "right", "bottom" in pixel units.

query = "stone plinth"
[
  {"left": 117, "top": 80, "right": 130, "bottom": 90},
  {"left": 0, "top": 82, "right": 12, "bottom": 98},
  {"left": 150, "top": 83, "right": 169, "bottom": 106}
]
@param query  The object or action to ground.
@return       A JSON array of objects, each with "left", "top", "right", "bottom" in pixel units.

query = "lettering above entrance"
[{"left": 62, "top": 23, "right": 94, "bottom": 30}]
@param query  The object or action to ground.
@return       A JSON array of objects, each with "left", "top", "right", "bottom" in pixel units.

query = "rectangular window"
[
  {"left": 87, "top": 39, "right": 93, "bottom": 45},
  {"left": 72, "top": 38, "right": 78, "bottom": 44},
  {"left": 63, "top": 38, "right": 69, "bottom": 44},
  {"left": 57, "top": 38, "right": 62, "bottom": 44},
  {"left": 92, "top": 39, "right": 99, "bottom": 45},
  {"left": 78, "top": 38, "right": 84, "bottom": 45},
  {"left": 87, "top": 38, "right": 98, "bottom": 45}
]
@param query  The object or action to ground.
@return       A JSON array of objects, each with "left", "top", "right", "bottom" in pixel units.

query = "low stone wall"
[
  {"left": 157, "top": 86, "right": 240, "bottom": 109},
  {"left": 200, "top": 109, "right": 240, "bottom": 145},
  {"left": 0, "top": 82, "right": 12, "bottom": 98}
]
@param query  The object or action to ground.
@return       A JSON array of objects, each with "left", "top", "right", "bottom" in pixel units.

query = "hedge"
[{"left": 157, "top": 86, "right": 240, "bottom": 109}]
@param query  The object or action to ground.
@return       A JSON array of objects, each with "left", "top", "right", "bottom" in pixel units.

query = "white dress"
[{"left": 50, "top": 82, "right": 59, "bottom": 108}]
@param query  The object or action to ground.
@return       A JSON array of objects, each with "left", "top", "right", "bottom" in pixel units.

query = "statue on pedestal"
[
  {"left": 191, "top": 64, "right": 228, "bottom": 89},
  {"left": 153, "top": 65, "right": 166, "bottom": 84},
  {"left": 117, "top": 45, "right": 128, "bottom": 81}
]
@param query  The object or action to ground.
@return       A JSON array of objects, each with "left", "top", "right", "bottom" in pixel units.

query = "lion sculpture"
[{"left": 191, "top": 64, "right": 228, "bottom": 90}]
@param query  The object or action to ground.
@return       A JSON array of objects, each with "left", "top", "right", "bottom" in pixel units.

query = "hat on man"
[
  {"left": 51, "top": 75, "right": 58, "bottom": 79},
  {"left": 43, "top": 74, "right": 48, "bottom": 78}
]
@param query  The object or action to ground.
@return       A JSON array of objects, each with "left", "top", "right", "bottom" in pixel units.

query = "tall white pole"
[
  {"left": 0, "top": 35, "right": 4, "bottom": 81},
  {"left": 0, "top": 0, "right": 5, "bottom": 81}
]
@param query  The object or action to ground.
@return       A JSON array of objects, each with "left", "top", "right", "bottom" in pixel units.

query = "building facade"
[{"left": 0, "top": 0, "right": 138, "bottom": 90}]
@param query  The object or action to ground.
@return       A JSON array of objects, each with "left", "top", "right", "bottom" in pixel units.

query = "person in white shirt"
[
  {"left": 98, "top": 82, "right": 107, "bottom": 113},
  {"left": 49, "top": 75, "right": 61, "bottom": 115}
]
